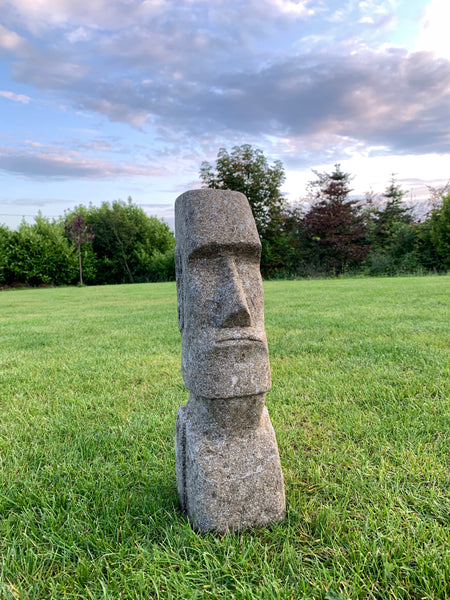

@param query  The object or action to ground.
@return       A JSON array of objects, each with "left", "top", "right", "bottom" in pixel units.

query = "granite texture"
[
  {"left": 175, "top": 396, "right": 285, "bottom": 533},
  {"left": 174, "top": 189, "right": 285, "bottom": 533}
]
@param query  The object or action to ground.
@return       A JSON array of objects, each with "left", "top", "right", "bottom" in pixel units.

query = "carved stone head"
[{"left": 175, "top": 189, "right": 271, "bottom": 399}]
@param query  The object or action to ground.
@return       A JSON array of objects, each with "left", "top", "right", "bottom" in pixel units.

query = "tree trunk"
[
  {"left": 78, "top": 245, "right": 83, "bottom": 285},
  {"left": 111, "top": 223, "right": 134, "bottom": 283}
]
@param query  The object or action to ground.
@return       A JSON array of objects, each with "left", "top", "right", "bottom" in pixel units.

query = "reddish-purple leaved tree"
[{"left": 65, "top": 214, "right": 95, "bottom": 285}]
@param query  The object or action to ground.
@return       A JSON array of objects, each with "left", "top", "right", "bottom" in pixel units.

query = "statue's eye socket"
[{"left": 188, "top": 243, "right": 261, "bottom": 262}]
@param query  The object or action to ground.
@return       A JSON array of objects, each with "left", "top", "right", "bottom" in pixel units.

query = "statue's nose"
[{"left": 218, "top": 259, "right": 252, "bottom": 328}]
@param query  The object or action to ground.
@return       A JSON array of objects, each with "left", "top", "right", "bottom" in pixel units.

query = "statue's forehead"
[{"left": 175, "top": 189, "right": 260, "bottom": 257}]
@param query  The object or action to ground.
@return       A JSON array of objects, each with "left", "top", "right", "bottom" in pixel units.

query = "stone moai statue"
[{"left": 174, "top": 189, "right": 285, "bottom": 533}]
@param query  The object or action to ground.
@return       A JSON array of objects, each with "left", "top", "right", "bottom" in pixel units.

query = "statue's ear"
[{"left": 175, "top": 248, "right": 184, "bottom": 331}]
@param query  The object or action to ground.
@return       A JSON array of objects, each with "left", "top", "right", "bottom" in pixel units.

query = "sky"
[{"left": 1, "top": 0, "right": 450, "bottom": 230}]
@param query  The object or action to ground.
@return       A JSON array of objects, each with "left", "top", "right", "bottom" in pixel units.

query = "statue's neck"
[{"left": 187, "top": 393, "right": 266, "bottom": 430}]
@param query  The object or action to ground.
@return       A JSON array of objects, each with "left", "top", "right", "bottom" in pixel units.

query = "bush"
[
  {"left": 1, "top": 217, "right": 77, "bottom": 286},
  {"left": 146, "top": 248, "right": 176, "bottom": 282}
]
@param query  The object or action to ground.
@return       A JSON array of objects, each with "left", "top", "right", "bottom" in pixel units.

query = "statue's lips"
[{"left": 214, "top": 335, "right": 265, "bottom": 346}]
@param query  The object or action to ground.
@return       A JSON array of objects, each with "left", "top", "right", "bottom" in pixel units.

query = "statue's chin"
[{"left": 182, "top": 340, "right": 271, "bottom": 399}]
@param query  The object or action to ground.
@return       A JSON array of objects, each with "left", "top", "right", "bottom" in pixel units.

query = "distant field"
[{"left": 0, "top": 276, "right": 449, "bottom": 600}]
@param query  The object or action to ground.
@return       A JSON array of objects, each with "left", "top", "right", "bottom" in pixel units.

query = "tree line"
[
  {"left": 1, "top": 144, "right": 449, "bottom": 288},
  {"left": 0, "top": 199, "right": 175, "bottom": 287},
  {"left": 201, "top": 145, "right": 450, "bottom": 279}
]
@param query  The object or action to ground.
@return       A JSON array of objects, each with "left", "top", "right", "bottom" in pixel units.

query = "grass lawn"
[{"left": 0, "top": 276, "right": 449, "bottom": 599}]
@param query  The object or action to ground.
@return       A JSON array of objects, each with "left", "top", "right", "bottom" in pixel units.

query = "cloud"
[
  {"left": 359, "top": 16, "right": 374, "bottom": 24},
  {"left": 3, "top": 0, "right": 314, "bottom": 34},
  {"left": 80, "top": 97, "right": 151, "bottom": 129},
  {"left": 66, "top": 27, "right": 92, "bottom": 43},
  {"left": 9, "top": 40, "right": 450, "bottom": 159},
  {"left": 3, "top": 196, "right": 73, "bottom": 208},
  {"left": 1, "top": 0, "right": 450, "bottom": 175},
  {"left": 1, "top": 0, "right": 163, "bottom": 32},
  {"left": 0, "top": 90, "right": 31, "bottom": 103},
  {"left": 71, "top": 45, "right": 446, "bottom": 159},
  {"left": 19, "top": 42, "right": 449, "bottom": 162},
  {"left": 0, "top": 24, "right": 28, "bottom": 52},
  {"left": 268, "top": 0, "right": 313, "bottom": 16},
  {"left": 0, "top": 144, "right": 166, "bottom": 179},
  {"left": 415, "top": 0, "right": 450, "bottom": 59},
  {"left": 11, "top": 53, "right": 89, "bottom": 90},
  {"left": 167, "top": 47, "right": 450, "bottom": 155}
]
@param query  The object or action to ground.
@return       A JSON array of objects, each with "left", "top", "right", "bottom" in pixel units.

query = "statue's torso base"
[{"left": 175, "top": 395, "right": 286, "bottom": 533}]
